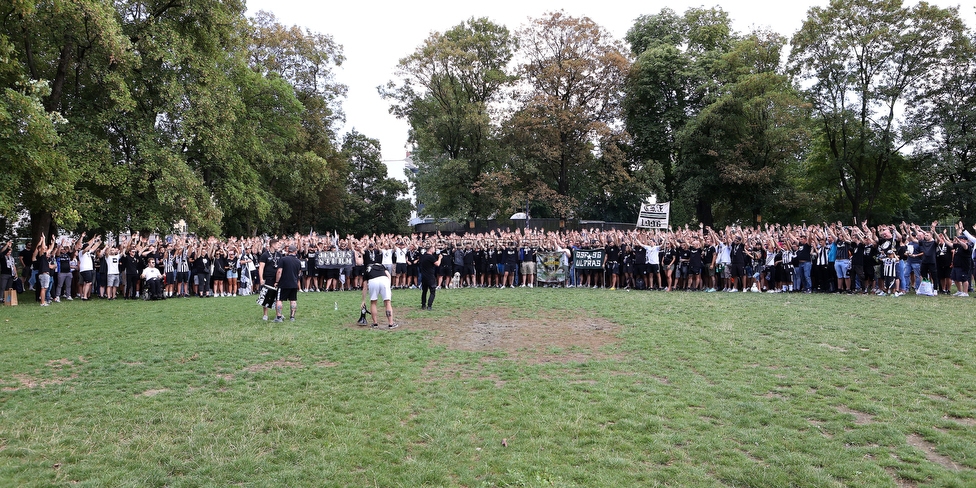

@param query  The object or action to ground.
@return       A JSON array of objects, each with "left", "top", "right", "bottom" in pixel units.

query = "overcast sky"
[{"left": 244, "top": 0, "right": 974, "bottom": 182}]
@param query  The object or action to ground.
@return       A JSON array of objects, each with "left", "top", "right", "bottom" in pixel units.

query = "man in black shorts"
[{"left": 274, "top": 245, "right": 302, "bottom": 322}]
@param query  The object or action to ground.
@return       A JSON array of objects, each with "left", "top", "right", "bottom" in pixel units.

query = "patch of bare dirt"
[
  {"left": 243, "top": 358, "right": 302, "bottom": 373},
  {"left": 907, "top": 434, "right": 962, "bottom": 471},
  {"left": 885, "top": 467, "right": 918, "bottom": 488},
  {"left": 408, "top": 307, "right": 619, "bottom": 364},
  {"left": 944, "top": 416, "right": 976, "bottom": 427},
  {"left": 1, "top": 358, "right": 84, "bottom": 392},
  {"left": 139, "top": 389, "right": 169, "bottom": 397},
  {"left": 837, "top": 405, "right": 874, "bottom": 425}
]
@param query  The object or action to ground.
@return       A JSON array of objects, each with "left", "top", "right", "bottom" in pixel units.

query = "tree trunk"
[
  {"left": 30, "top": 210, "right": 54, "bottom": 245},
  {"left": 695, "top": 198, "right": 714, "bottom": 229}
]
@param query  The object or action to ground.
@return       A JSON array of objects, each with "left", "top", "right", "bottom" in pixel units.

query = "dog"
[{"left": 450, "top": 272, "right": 461, "bottom": 289}]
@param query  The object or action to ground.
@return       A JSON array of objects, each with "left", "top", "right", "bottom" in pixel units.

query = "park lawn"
[{"left": 1, "top": 289, "right": 974, "bottom": 487}]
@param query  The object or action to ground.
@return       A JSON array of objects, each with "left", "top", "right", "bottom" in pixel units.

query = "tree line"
[
  {"left": 1, "top": 2, "right": 411, "bottom": 241},
  {"left": 384, "top": 0, "right": 975, "bottom": 229},
  {"left": 3, "top": 0, "right": 974, "bottom": 241}
]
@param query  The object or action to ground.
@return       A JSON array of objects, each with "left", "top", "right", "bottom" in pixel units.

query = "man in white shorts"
[{"left": 360, "top": 262, "right": 397, "bottom": 329}]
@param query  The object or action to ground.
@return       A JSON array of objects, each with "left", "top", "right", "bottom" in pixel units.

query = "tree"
[
  {"left": 1, "top": 0, "right": 134, "bottom": 240},
  {"left": 246, "top": 11, "right": 347, "bottom": 235},
  {"left": 504, "top": 11, "right": 632, "bottom": 219},
  {"left": 677, "top": 31, "right": 812, "bottom": 225},
  {"left": 0, "top": 33, "right": 70, "bottom": 236},
  {"left": 910, "top": 30, "right": 976, "bottom": 222},
  {"left": 789, "top": 0, "right": 967, "bottom": 223},
  {"left": 381, "top": 17, "right": 516, "bottom": 221},
  {"left": 339, "top": 131, "right": 411, "bottom": 236},
  {"left": 622, "top": 7, "right": 736, "bottom": 225}
]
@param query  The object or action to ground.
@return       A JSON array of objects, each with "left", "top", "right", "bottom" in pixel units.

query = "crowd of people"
[{"left": 3, "top": 219, "right": 975, "bottom": 312}]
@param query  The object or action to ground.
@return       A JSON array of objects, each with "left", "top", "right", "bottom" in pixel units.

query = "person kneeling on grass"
[{"left": 361, "top": 263, "right": 398, "bottom": 329}]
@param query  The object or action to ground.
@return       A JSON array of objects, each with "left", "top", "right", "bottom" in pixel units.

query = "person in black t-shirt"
[
  {"left": 419, "top": 244, "right": 442, "bottom": 310},
  {"left": 274, "top": 245, "right": 303, "bottom": 322},
  {"left": 259, "top": 239, "right": 282, "bottom": 320},
  {"left": 362, "top": 262, "right": 397, "bottom": 328}
]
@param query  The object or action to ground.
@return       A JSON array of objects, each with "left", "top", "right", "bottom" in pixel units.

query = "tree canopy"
[{"left": 5, "top": 2, "right": 976, "bottom": 238}]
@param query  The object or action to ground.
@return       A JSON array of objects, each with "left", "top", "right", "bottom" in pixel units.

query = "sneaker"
[
  {"left": 273, "top": 317, "right": 283, "bottom": 323},
  {"left": 728, "top": 289, "right": 738, "bottom": 293},
  {"left": 371, "top": 323, "right": 379, "bottom": 328},
  {"left": 609, "top": 287, "right": 616, "bottom": 290},
  {"left": 959, "top": 292, "right": 969, "bottom": 297},
  {"left": 528, "top": 283, "right": 533, "bottom": 288},
  {"left": 66, "top": 296, "right": 73, "bottom": 301},
  {"left": 53, "top": 297, "right": 60, "bottom": 303},
  {"left": 290, "top": 317, "right": 295, "bottom": 322},
  {"left": 388, "top": 323, "right": 399, "bottom": 329},
  {"left": 41, "top": 303, "right": 50, "bottom": 307}
]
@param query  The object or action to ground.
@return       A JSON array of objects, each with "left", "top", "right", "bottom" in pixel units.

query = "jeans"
[
  {"left": 797, "top": 261, "right": 812, "bottom": 291},
  {"left": 896, "top": 261, "right": 909, "bottom": 292},
  {"left": 909, "top": 261, "right": 921, "bottom": 289}
]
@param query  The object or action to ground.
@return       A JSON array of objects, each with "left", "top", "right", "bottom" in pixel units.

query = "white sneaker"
[{"left": 959, "top": 292, "right": 969, "bottom": 297}]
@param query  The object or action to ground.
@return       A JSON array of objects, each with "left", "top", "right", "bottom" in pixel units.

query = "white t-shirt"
[
  {"left": 381, "top": 248, "right": 394, "bottom": 265},
  {"left": 105, "top": 254, "right": 120, "bottom": 275},
  {"left": 79, "top": 251, "right": 94, "bottom": 272},
  {"left": 642, "top": 245, "right": 660, "bottom": 265},
  {"left": 142, "top": 267, "right": 162, "bottom": 280}
]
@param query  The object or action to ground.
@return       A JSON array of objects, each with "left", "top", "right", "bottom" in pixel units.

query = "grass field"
[{"left": 1, "top": 288, "right": 974, "bottom": 487}]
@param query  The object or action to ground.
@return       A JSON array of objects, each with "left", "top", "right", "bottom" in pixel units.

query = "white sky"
[{"left": 244, "top": 0, "right": 974, "bottom": 183}]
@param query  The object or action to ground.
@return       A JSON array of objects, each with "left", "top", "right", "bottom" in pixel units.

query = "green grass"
[{"left": 1, "top": 289, "right": 975, "bottom": 487}]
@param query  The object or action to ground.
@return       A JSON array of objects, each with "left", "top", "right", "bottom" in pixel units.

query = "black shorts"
[
  {"left": 864, "top": 265, "right": 876, "bottom": 280},
  {"left": 80, "top": 270, "right": 94, "bottom": 283},
  {"left": 951, "top": 268, "right": 969, "bottom": 282},
  {"left": 396, "top": 263, "right": 407, "bottom": 274},
  {"left": 352, "top": 265, "right": 365, "bottom": 278},
  {"left": 279, "top": 287, "right": 298, "bottom": 301},
  {"left": 728, "top": 264, "right": 745, "bottom": 278}
]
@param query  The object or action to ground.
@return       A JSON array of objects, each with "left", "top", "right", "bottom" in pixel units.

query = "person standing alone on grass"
[
  {"left": 259, "top": 239, "right": 281, "bottom": 321},
  {"left": 274, "top": 245, "right": 302, "bottom": 322},
  {"left": 362, "top": 262, "right": 397, "bottom": 328},
  {"left": 419, "top": 243, "right": 441, "bottom": 311}
]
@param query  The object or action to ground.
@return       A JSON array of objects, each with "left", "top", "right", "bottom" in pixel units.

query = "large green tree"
[
  {"left": 622, "top": 7, "right": 736, "bottom": 225},
  {"left": 338, "top": 130, "right": 411, "bottom": 236},
  {"left": 677, "top": 31, "right": 812, "bottom": 226},
  {"left": 245, "top": 11, "right": 347, "bottom": 235},
  {"left": 1, "top": 2, "right": 347, "bottom": 239},
  {"left": 503, "top": 11, "right": 633, "bottom": 220},
  {"left": 910, "top": 29, "right": 976, "bottom": 222},
  {"left": 381, "top": 17, "right": 516, "bottom": 221},
  {"left": 789, "top": 0, "right": 967, "bottom": 223}
]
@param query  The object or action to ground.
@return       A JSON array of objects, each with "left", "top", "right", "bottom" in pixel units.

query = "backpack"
[{"left": 635, "top": 277, "right": 646, "bottom": 290}]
